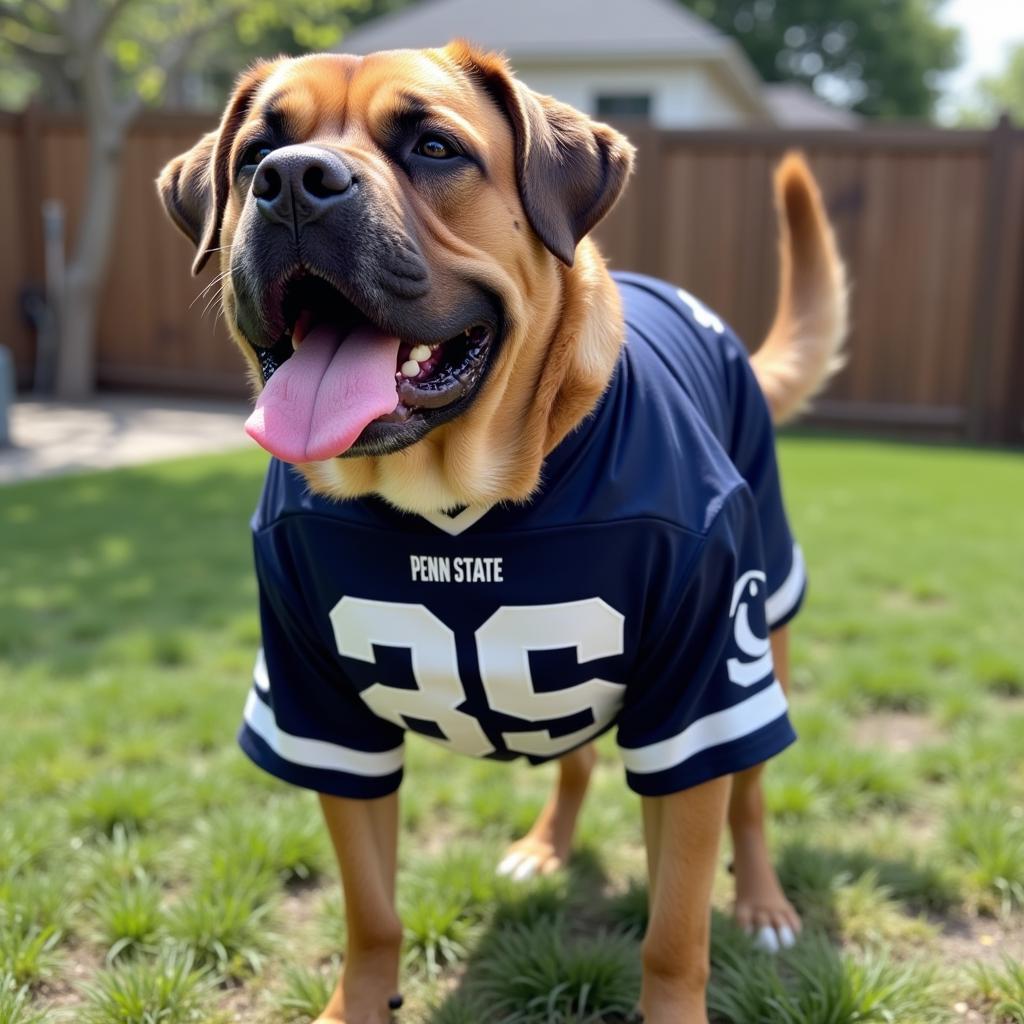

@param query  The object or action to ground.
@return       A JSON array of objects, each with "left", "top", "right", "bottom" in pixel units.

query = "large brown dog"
[{"left": 159, "top": 42, "right": 845, "bottom": 1024}]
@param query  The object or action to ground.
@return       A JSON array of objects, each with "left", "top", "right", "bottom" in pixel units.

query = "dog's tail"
[{"left": 750, "top": 153, "right": 848, "bottom": 425}]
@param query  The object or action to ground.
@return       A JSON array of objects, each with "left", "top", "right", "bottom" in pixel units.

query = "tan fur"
[
  {"left": 159, "top": 45, "right": 630, "bottom": 515},
  {"left": 158, "top": 51, "right": 842, "bottom": 514},
  {"left": 156, "top": 47, "right": 848, "bottom": 1023},
  {"left": 750, "top": 153, "right": 848, "bottom": 425},
  {"left": 305, "top": 236, "right": 622, "bottom": 511}
]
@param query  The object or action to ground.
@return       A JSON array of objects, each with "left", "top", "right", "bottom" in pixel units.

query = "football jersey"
[{"left": 239, "top": 272, "right": 806, "bottom": 800}]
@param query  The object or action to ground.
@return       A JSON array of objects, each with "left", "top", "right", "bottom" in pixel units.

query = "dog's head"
[{"left": 158, "top": 43, "right": 633, "bottom": 510}]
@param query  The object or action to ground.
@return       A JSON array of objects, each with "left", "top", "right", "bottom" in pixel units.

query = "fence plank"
[{"left": 1, "top": 112, "right": 1021, "bottom": 442}]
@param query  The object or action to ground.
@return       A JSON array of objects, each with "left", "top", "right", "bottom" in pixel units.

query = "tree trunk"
[
  {"left": 54, "top": 130, "right": 124, "bottom": 399},
  {"left": 52, "top": 0, "right": 127, "bottom": 401}
]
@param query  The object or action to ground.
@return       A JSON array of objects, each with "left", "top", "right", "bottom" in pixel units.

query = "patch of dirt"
[
  {"left": 36, "top": 940, "right": 105, "bottom": 1015},
  {"left": 993, "top": 694, "right": 1024, "bottom": 715},
  {"left": 882, "top": 587, "right": 950, "bottom": 611},
  {"left": 850, "top": 710, "right": 941, "bottom": 753},
  {"left": 936, "top": 915, "right": 1024, "bottom": 970},
  {"left": 936, "top": 915, "right": 1024, "bottom": 1021},
  {"left": 217, "top": 975, "right": 275, "bottom": 1024}
]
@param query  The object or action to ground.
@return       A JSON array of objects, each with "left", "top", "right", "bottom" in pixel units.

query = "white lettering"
[
  {"left": 412, "top": 555, "right": 504, "bottom": 583},
  {"left": 477, "top": 600, "right": 626, "bottom": 757},
  {"left": 330, "top": 597, "right": 494, "bottom": 756}
]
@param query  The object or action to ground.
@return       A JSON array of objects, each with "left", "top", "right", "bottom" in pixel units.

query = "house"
[
  {"left": 763, "top": 83, "right": 862, "bottom": 128},
  {"left": 337, "top": 0, "right": 856, "bottom": 128}
]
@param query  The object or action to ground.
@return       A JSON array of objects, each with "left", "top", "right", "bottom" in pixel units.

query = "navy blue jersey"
[{"left": 239, "top": 273, "right": 806, "bottom": 799}]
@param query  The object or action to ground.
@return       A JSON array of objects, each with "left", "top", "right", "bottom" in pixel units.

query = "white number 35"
[{"left": 329, "top": 597, "right": 625, "bottom": 759}]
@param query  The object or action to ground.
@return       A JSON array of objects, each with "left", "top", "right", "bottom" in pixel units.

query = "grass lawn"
[{"left": 1, "top": 435, "right": 1022, "bottom": 1023}]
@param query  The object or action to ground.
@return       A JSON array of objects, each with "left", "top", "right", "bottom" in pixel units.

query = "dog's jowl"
[{"left": 158, "top": 41, "right": 846, "bottom": 1024}]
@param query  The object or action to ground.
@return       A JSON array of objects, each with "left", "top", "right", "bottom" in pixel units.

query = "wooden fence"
[{"left": 2, "top": 109, "right": 1022, "bottom": 444}]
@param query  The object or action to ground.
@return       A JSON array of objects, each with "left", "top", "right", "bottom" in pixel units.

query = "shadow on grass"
[
  {"left": 776, "top": 840, "right": 961, "bottom": 930},
  {"left": 426, "top": 846, "right": 645, "bottom": 1024},
  {"left": 425, "top": 837, "right": 954, "bottom": 1023}
]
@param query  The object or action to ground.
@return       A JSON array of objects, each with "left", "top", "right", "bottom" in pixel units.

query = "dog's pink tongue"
[{"left": 245, "top": 323, "right": 400, "bottom": 462}]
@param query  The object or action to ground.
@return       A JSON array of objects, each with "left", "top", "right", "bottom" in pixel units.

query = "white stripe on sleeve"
[
  {"left": 243, "top": 689, "right": 404, "bottom": 777},
  {"left": 618, "top": 679, "right": 789, "bottom": 775},
  {"left": 766, "top": 544, "right": 805, "bottom": 627}
]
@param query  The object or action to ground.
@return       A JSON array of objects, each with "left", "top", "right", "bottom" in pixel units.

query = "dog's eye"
[
  {"left": 240, "top": 143, "right": 274, "bottom": 169},
  {"left": 415, "top": 134, "right": 457, "bottom": 160}
]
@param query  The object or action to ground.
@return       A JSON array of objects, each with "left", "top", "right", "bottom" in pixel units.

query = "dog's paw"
[
  {"left": 496, "top": 839, "right": 564, "bottom": 881},
  {"left": 750, "top": 922, "right": 797, "bottom": 952},
  {"left": 735, "top": 902, "right": 800, "bottom": 953}
]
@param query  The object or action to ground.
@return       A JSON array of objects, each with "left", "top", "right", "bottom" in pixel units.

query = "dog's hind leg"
[
  {"left": 496, "top": 743, "right": 596, "bottom": 880},
  {"left": 727, "top": 626, "right": 802, "bottom": 951},
  {"left": 317, "top": 792, "right": 403, "bottom": 1024}
]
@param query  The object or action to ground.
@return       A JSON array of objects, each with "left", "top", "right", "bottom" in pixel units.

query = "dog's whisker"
[
  {"left": 201, "top": 285, "right": 225, "bottom": 321},
  {"left": 190, "top": 270, "right": 232, "bottom": 310}
]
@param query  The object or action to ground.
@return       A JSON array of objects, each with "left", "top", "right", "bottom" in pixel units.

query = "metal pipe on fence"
[
  {"left": 0, "top": 344, "right": 12, "bottom": 447},
  {"left": 33, "top": 199, "right": 66, "bottom": 395}
]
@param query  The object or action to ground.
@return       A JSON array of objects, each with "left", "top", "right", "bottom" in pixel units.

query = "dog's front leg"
[
  {"left": 317, "top": 792, "right": 402, "bottom": 1024},
  {"left": 639, "top": 775, "right": 730, "bottom": 1024}
]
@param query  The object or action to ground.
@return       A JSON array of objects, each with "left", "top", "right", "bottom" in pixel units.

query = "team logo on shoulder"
[
  {"left": 726, "top": 570, "right": 773, "bottom": 686},
  {"left": 676, "top": 288, "right": 724, "bottom": 335}
]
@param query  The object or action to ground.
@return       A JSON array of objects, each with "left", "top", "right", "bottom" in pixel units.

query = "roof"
[
  {"left": 762, "top": 84, "right": 861, "bottom": 129},
  {"left": 338, "top": 0, "right": 727, "bottom": 59}
]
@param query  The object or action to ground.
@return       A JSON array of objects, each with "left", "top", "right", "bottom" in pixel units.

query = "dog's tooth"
[
  {"left": 409, "top": 344, "right": 431, "bottom": 362},
  {"left": 401, "top": 360, "right": 420, "bottom": 378}
]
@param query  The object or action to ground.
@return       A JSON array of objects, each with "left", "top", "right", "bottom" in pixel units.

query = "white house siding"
[{"left": 513, "top": 61, "right": 752, "bottom": 127}]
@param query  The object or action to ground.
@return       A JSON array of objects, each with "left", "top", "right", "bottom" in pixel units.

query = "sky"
[{"left": 937, "top": 0, "right": 1024, "bottom": 118}]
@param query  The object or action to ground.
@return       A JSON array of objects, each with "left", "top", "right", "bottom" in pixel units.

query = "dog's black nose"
[{"left": 253, "top": 145, "right": 354, "bottom": 229}]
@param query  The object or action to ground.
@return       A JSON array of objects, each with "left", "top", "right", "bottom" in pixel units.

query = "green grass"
[
  {"left": 0, "top": 975, "right": 48, "bottom": 1024},
  {"left": 0, "top": 437, "right": 1021, "bottom": 1021},
  {"left": 971, "top": 958, "right": 1024, "bottom": 1022},
  {"left": 78, "top": 951, "right": 212, "bottom": 1024},
  {"left": 90, "top": 874, "right": 165, "bottom": 961}
]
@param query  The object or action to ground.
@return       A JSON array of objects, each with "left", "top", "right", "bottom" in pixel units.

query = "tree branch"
[
  {"left": 90, "top": 0, "right": 135, "bottom": 47},
  {"left": 114, "top": 3, "right": 243, "bottom": 127},
  {"left": 24, "top": 0, "right": 62, "bottom": 17},
  {"left": 0, "top": 1, "right": 40, "bottom": 30},
  {"left": 0, "top": 26, "right": 66, "bottom": 58}
]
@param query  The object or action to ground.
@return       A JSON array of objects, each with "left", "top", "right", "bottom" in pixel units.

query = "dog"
[{"left": 158, "top": 42, "right": 845, "bottom": 1024}]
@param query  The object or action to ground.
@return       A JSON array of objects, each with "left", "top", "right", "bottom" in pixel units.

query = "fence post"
[
  {"left": 998, "top": 221, "right": 1024, "bottom": 446},
  {"left": 966, "top": 115, "right": 1014, "bottom": 444},
  {"left": 636, "top": 125, "right": 666, "bottom": 278},
  {"left": 15, "top": 104, "right": 46, "bottom": 389}
]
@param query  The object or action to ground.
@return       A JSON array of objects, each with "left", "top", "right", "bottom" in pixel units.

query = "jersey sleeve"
[
  {"left": 616, "top": 486, "right": 796, "bottom": 796},
  {"left": 237, "top": 527, "right": 405, "bottom": 799}
]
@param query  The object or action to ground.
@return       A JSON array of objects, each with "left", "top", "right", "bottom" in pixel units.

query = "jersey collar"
[{"left": 417, "top": 505, "right": 493, "bottom": 536}]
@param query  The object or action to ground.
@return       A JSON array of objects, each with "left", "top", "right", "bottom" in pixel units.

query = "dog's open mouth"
[{"left": 243, "top": 272, "right": 495, "bottom": 462}]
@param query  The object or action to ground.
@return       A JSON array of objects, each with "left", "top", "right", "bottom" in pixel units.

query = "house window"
[{"left": 595, "top": 93, "right": 652, "bottom": 119}]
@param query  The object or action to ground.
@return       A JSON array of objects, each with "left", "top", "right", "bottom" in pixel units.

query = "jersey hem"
[
  {"left": 238, "top": 725, "right": 404, "bottom": 800},
  {"left": 623, "top": 715, "right": 796, "bottom": 797}
]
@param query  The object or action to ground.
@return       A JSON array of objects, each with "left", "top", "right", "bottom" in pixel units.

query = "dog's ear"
[
  {"left": 449, "top": 42, "right": 635, "bottom": 266},
  {"left": 157, "top": 61, "right": 275, "bottom": 275}
]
